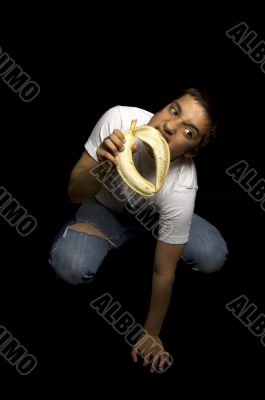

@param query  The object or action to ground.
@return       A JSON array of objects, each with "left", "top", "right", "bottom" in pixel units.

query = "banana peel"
[{"left": 116, "top": 120, "right": 170, "bottom": 196}]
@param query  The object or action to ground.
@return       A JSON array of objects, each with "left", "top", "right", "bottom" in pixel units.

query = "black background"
[{"left": 1, "top": 7, "right": 265, "bottom": 396}]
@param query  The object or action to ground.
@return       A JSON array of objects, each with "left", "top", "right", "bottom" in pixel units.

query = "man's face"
[{"left": 148, "top": 94, "right": 209, "bottom": 161}]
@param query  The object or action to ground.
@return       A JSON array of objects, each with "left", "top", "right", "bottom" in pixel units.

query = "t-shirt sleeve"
[
  {"left": 85, "top": 106, "right": 122, "bottom": 162},
  {"left": 157, "top": 188, "right": 197, "bottom": 244}
]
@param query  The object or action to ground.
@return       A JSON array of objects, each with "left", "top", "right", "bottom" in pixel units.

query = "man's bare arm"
[
  {"left": 143, "top": 240, "right": 184, "bottom": 335},
  {"left": 68, "top": 130, "right": 128, "bottom": 204},
  {"left": 68, "top": 151, "right": 104, "bottom": 203}
]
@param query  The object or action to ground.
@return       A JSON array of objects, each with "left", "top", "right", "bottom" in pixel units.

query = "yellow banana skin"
[{"left": 116, "top": 120, "right": 170, "bottom": 197}]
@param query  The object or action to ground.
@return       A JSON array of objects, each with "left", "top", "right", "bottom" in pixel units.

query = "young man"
[{"left": 49, "top": 88, "right": 228, "bottom": 372}]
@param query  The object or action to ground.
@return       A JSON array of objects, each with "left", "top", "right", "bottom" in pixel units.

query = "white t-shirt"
[{"left": 85, "top": 105, "right": 198, "bottom": 244}]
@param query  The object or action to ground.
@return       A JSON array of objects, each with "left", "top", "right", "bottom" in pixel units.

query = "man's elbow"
[
  {"left": 67, "top": 185, "right": 81, "bottom": 204},
  {"left": 153, "top": 266, "right": 176, "bottom": 283}
]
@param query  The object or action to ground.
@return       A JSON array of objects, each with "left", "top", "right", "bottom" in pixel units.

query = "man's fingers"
[
  {"left": 131, "top": 348, "right": 138, "bottom": 363},
  {"left": 113, "top": 129, "right": 126, "bottom": 143},
  {"left": 110, "top": 132, "right": 126, "bottom": 150},
  {"left": 103, "top": 138, "right": 119, "bottom": 155},
  {"left": 143, "top": 355, "right": 151, "bottom": 367},
  {"left": 131, "top": 143, "right": 138, "bottom": 153},
  {"left": 131, "top": 334, "right": 172, "bottom": 373},
  {"left": 151, "top": 355, "right": 160, "bottom": 373},
  {"left": 149, "top": 352, "right": 167, "bottom": 373},
  {"left": 159, "top": 352, "right": 170, "bottom": 369},
  {"left": 150, "top": 352, "right": 173, "bottom": 373},
  {"left": 99, "top": 149, "right": 118, "bottom": 166}
]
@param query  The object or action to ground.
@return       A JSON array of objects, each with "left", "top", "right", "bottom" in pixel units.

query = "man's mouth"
[{"left": 159, "top": 130, "right": 170, "bottom": 143}]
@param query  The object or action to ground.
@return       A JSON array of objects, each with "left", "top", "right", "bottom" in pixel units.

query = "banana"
[{"left": 116, "top": 120, "right": 170, "bottom": 196}]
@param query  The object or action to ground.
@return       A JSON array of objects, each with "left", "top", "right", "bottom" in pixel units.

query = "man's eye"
[
  {"left": 184, "top": 128, "right": 194, "bottom": 138},
  {"left": 170, "top": 107, "right": 179, "bottom": 116}
]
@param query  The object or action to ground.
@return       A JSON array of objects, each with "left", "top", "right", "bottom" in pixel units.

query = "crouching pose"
[{"left": 49, "top": 88, "right": 228, "bottom": 372}]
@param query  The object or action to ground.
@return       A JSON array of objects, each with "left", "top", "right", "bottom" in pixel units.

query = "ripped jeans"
[{"left": 49, "top": 199, "right": 228, "bottom": 285}]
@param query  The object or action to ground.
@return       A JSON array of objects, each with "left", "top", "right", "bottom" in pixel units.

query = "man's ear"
[{"left": 183, "top": 147, "right": 198, "bottom": 159}]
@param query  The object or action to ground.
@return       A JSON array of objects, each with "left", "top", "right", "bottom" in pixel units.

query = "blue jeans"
[{"left": 49, "top": 199, "right": 228, "bottom": 285}]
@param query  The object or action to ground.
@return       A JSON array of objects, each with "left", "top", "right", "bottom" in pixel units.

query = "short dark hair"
[{"left": 180, "top": 87, "right": 218, "bottom": 147}]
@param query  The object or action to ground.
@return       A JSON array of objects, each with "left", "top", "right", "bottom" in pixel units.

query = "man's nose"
[{"left": 164, "top": 120, "right": 180, "bottom": 135}]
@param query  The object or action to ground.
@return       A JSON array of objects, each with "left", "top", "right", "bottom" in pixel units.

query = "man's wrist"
[{"left": 143, "top": 322, "right": 161, "bottom": 337}]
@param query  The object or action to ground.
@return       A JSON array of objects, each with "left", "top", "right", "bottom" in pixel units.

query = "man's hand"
[
  {"left": 96, "top": 129, "right": 137, "bottom": 166},
  {"left": 131, "top": 332, "right": 172, "bottom": 373}
]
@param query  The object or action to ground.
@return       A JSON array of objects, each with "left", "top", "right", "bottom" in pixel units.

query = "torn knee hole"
[{"left": 69, "top": 222, "right": 107, "bottom": 238}]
